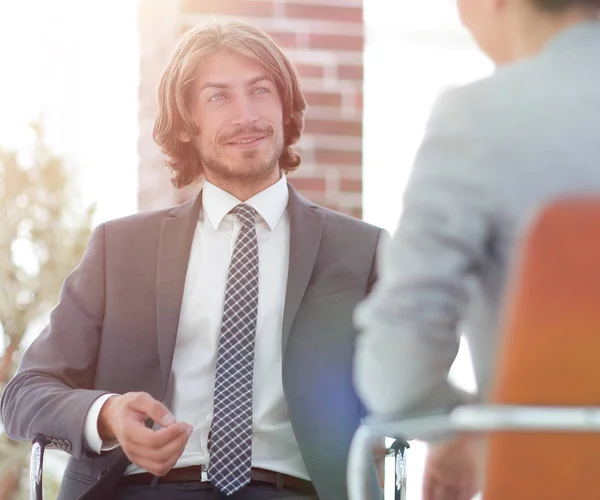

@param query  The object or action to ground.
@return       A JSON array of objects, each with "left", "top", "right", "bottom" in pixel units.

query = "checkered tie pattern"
[{"left": 208, "top": 203, "right": 259, "bottom": 496}]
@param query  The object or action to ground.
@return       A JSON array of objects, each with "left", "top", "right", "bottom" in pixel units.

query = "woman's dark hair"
[{"left": 532, "top": 0, "right": 600, "bottom": 11}]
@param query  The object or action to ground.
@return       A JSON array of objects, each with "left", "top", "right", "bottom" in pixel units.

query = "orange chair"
[
  {"left": 348, "top": 196, "right": 600, "bottom": 500},
  {"left": 484, "top": 196, "right": 600, "bottom": 499}
]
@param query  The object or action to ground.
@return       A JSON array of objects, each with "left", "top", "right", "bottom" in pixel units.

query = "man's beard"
[{"left": 195, "top": 125, "right": 284, "bottom": 183}]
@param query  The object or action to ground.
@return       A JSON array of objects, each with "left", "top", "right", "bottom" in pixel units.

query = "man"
[
  {"left": 1, "top": 19, "right": 385, "bottom": 500},
  {"left": 353, "top": 1, "right": 600, "bottom": 499}
]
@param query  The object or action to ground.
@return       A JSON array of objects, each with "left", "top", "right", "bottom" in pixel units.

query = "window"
[{"left": 363, "top": 3, "right": 492, "bottom": 498}]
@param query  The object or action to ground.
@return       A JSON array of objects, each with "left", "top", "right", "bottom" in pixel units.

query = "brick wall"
[{"left": 138, "top": 0, "right": 364, "bottom": 218}]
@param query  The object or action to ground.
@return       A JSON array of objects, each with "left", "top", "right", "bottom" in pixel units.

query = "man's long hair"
[{"left": 153, "top": 18, "right": 307, "bottom": 188}]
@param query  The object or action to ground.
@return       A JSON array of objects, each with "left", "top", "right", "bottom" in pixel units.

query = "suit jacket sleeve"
[
  {"left": 1, "top": 223, "right": 112, "bottom": 459},
  {"left": 353, "top": 87, "right": 495, "bottom": 420}
]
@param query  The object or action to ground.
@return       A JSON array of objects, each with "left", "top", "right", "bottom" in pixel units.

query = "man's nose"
[{"left": 231, "top": 96, "right": 258, "bottom": 126}]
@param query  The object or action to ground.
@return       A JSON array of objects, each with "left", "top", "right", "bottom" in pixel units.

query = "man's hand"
[
  {"left": 422, "top": 435, "right": 481, "bottom": 500},
  {"left": 98, "top": 392, "right": 193, "bottom": 477}
]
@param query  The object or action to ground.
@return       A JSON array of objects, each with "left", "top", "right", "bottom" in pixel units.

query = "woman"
[{"left": 354, "top": 1, "right": 600, "bottom": 499}]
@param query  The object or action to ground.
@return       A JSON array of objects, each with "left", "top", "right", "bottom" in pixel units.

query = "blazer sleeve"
[
  {"left": 353, "top": 87, "right": 495, "bottom": 421},
  {"left": 1, "top": 223, "right": 112, "bottom": 459}
]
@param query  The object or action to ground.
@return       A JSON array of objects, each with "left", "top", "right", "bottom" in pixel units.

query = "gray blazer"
[
  {"left": 1, "top": 184, "right": 385, "bottom": 500},
  {"left": 354, "top": 20, "right": 600, "bottom": 421}
]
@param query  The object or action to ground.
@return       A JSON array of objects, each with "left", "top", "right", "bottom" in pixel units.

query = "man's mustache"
[{"left": 219, "top": 125, "right": 275, "bottom": 144}]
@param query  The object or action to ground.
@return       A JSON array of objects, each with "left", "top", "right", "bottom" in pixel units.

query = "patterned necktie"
[{"left": 209, "top": 203, "right": 259, "bottom": 496}]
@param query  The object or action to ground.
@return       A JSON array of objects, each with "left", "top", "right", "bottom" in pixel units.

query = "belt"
[{"left": 120, "top": 466, "right": 316, "bottom": 494}]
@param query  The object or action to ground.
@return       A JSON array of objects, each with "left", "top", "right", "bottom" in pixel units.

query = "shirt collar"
[{"left": 202, "top": 174, "right": 289, "bottom": 231}]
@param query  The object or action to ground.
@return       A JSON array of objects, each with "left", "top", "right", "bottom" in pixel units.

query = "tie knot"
[{"left": 232, "top": 204, "right": 256, "bottom": 228}]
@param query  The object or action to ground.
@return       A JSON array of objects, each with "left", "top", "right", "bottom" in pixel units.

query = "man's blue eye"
[{"left": 209, "top": 94, "right": 224, "bottom": 101}]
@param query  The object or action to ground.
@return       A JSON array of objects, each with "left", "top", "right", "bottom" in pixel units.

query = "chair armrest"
[
  {"left": 348, "top": 405, "right": 600, "bottom": 500},
  {"left": 389, "top": 439, "right": 409, "bottom": 500},
  {"left": 30, "top": 434, "right": 47, "bottom": 500}
]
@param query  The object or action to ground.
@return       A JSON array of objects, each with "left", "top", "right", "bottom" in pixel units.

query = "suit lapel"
[
  {"left": 156, "top": 192, "right": 202, "bottom": 392},
  {"left": 282, "top": 184, "right": 324, "bottom": 352}
]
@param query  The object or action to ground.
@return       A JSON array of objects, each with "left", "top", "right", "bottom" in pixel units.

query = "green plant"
[{"left": 0, "top": 123, "right": 95, "bottom": 499}]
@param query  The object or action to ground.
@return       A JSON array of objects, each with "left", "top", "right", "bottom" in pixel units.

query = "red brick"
[
  {"left": 304, "top": 119, "right": 362, "bottom": 137},
  {"left": 338, "top": 64, "right": 363, "bottom": 80},
  {"left": 295, "top": 63, "right": 325, "bottom": 79},
  {"left": 241, "top": 1, "right": 275, "bottom": 17},
  {"left": 288, "top": 176, "right": 326, "bottom": 192},
  {"left": 182, "top": 0, "right": 275, "bottom": 17},
  {"left": 340, "top": 178, "right": 362, "bottom": 192},
  {"left": 284, "top": 3, "right": 362, "bottom": 23},
  {"left": 309, "top": 33, "right": 363, "bottom": 52},
  {"left": 315, "top": 149, "right": 362, "bottom": 166},
  {"left": 266, "top": 31, "right": 297, "bottom": 48},
  {"left": 354, "top": 92, "right": 363, "bottom": 112},
  {"left": 181, "top": 0, "right": 219, "bottom": 11},
  {"left": 348, "top": 207, "right": 363, "bottom": 219},
  {"left": 305, "top": 91, "right": 342, "bottom": 107}
]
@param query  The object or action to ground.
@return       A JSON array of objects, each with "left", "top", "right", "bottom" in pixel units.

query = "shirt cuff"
[{"left": 84, "top": 393, "right": 120, "bottom": 454}]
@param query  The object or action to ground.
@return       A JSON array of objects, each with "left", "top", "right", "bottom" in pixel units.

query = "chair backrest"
[{"left": 483, "top": 197, "right": 600, "bottom": 499}]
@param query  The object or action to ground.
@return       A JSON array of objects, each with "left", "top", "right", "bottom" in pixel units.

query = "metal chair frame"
[
  {"left": 30, "top": 434, "right": 51, "bottom": 500},
  {"left": 29, "top": 434, "right": 411, "bottom": 500},
  {"left": 348, "top": 404, "right": 600, "bottom": 500}
]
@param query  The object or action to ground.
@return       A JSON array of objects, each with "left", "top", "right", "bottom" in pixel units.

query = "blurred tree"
[{"left": 0, "top": 122, "right": 94, "bottom": 499}]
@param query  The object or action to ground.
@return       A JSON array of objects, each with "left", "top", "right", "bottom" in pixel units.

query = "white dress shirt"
[{"left": 84, "top": 174, "right": 310, "bottom": 479}]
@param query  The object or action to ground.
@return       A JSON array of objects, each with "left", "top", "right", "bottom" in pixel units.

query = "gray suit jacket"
[
  {"left": 1, "top": 184, "right": 384, "bottom": 500},
  {"left": 354, "top": 20, "right": 600, "bottom": 422}
]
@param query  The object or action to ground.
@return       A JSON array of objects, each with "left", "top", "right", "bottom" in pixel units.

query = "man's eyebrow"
[
  {"left": 247, "top": 75, "right": 272, "bottom": 86},
  {"left": 199, "top": 75, "right": 272, "bottom": 92},
  {"left": 199, "top": 81, "right": 231, "bottom": 92}
]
